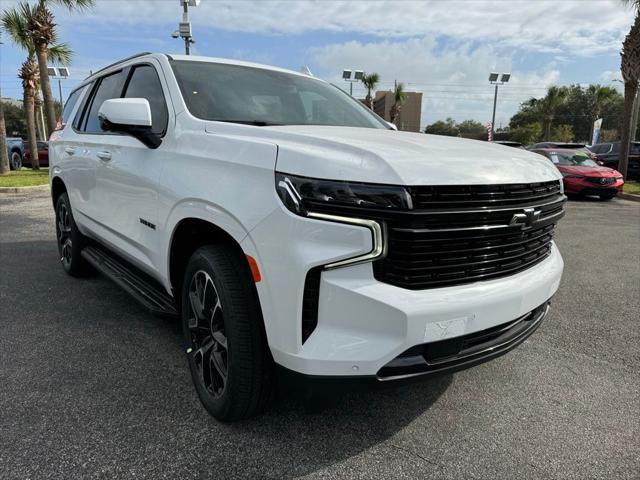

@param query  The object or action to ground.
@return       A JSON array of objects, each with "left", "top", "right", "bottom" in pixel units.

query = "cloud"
[
  {"left": 45, "top": 0, "right": 633, "bottom": 57},
  {"left": 310, "top": 37, "right": 560, "bottom": 128}
]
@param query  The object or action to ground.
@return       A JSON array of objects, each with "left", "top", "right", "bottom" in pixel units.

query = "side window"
[
  {"left": 81, "top": 70, "right": 127, "bottom": 133},
  {"left": 59, "top": 88, "right": 82, "bottom": 129},
  {"left": 124, "top": 65, "right": 168, "bottom": 135},
  {"left": 611, "top": 143, "right": 619, "bottom": 154}
]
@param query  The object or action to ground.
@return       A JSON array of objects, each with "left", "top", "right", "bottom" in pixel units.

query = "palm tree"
[
  {"left": 28, "top": 0, "right": 93, "bottom": 136},
  {"left": 360, "top": 72, "right": 379, "bottom": 110},
  {"left": 19, "top": 56, "right": 40, "bottom": 169},
  {"left": 586, "top": 85, "right": 618, "bottom": 141},
  {"left": 0, "top": 95, "right": 9, "bottom": 174},
  {"left": 619, "top": 0, "right": 640, "bottom": 180},
  {"left": 537, "top": 86, "right": 568, "bottom": 141},
  {"left": 389, "top": 81, "right": 408, "bottom": 126},
  {"left": 2, "top": 1, "right": 71, "bottom": 169}
]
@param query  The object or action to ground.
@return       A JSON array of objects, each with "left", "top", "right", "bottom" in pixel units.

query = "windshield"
[
  {"left": 549, "top": 152, "right": 598, "bottom": 167},
  {"left": 170, "top": 60, "right": 387, "bottom": 129}
]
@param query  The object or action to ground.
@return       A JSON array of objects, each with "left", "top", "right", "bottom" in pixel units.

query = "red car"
[
  {"left": 23, "top": 141, "right": 49, "bottom": 168},
  {"left": 532, "top": 148, "right": 624, "bottom": 200}
]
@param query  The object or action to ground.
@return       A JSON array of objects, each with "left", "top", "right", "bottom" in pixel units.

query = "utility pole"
[{"left": 172, "top": 0, "right": 199, "bottom": 55}]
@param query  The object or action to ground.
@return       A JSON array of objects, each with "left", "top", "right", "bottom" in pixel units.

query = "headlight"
[{"left": 275, "top": 172, "right": 412, "bottom": 215}]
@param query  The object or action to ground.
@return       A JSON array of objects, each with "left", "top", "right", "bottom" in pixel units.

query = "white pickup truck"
[{"left": 50, "top": 53, "right": 565, "bottom": 421}]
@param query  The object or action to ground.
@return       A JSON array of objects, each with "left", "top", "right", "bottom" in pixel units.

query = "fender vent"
[{"left": 301, "top": 267, "right": 322, "bottom": 344}]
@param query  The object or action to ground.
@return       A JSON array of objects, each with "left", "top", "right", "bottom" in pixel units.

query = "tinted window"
[
  {"left": 60, "top": 88, "right": 82, "bottom": 129},
  {"left": 82, "top": 70, "right": 127, "bottom": 133},
  {"left": 170, "top": 60, "right": 386, "bottom": 129},
  {"left": 124, "top": 65, "right": 168, "bottom": 135},
  {"left": 612, "top": 143, "right": 620, "bottom": 154}
]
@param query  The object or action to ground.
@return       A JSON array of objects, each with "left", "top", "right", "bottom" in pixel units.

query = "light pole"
[
  {"left": 489, "top": 72, "right": 510, "bottom": 140},
  {"left": 342, "top": 69, "right": 363, "bottom": 96},
  {"left": 48, "top": 66, "right": 69, "bottom": 108},
  {"left": 172, "top": 0, "right": 199, "bottom": 55}
]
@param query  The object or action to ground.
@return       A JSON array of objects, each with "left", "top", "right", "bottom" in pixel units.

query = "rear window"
[{"left": 59, "top": 88, "right": 83, "bottom": 129}]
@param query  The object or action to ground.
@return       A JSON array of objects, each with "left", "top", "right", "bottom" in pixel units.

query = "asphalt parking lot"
[{"left": 0, "top": 189, "right": 638, "bottom": 480}]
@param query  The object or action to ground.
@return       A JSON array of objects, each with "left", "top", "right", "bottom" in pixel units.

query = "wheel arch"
[
  {"left": 51, "top": 176, "right": 67, "bottom": 207},
  {"left": 168, "top": 217, "right": 248, "bottom": 298}
]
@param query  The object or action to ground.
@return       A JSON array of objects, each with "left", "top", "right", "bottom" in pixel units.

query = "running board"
[{"left": 81, "top": 245, "right": 178, "bottom": 318}]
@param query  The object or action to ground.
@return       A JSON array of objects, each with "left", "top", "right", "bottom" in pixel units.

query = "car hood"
[
  {"left": 211, "top": 124, "right": 561, "bottom": 185},
  {"left": 558, "top": 165, "right": 620, "bottom": 177}
]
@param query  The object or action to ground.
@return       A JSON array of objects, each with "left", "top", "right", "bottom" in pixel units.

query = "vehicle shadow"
[{"left": 1, "top": 240, "right": 452, "bottom": 479}]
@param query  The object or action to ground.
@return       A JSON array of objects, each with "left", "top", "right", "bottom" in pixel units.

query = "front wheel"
[
  {"left": 10, "top": 152, "right": 22, "bottom": 170},
  {"left": 182, "top": 245, "right": 272, "bottom": 421}
]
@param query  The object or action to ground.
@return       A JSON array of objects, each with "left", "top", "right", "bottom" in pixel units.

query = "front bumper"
[
  {"left": 563, "top": 177, "right": 623, "bottom": 195},
  {"left": 245, "top": 202, "right": 564, "bottom": 378},
  {"left": 275, "top": 244, "right": 562, "bottom": 377}
]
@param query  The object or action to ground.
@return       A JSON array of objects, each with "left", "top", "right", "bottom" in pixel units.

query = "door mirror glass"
[{"left": 98, "top": 98, "right": 161, "bottom": 148}]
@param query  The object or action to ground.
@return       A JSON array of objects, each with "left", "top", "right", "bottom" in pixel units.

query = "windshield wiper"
[{"left": 212, "top": 119, "right": 284, "bottom": 127}]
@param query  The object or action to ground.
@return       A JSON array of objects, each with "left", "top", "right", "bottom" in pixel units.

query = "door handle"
[
  {"left": 97, "top": 151, "right": 112, "bottom": 161},
  {"left": 64, "top": 147, "right": 76, "bottom": 155}
]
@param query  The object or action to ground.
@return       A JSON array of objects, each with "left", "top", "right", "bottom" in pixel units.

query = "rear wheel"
[
  {"left": 182, "top": 245, "right": 272, "bottom": 421},
  {"left": 10, "top": 152, "right": 22, "bottom": 170},
  {"left": 55, "top": 193, "right": 90, "bottom": 276}
]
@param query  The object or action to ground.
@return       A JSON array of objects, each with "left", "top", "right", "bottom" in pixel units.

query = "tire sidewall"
[
  {"left": 55, "top": 193, "right": 86, "bottom": 275},
  {"left": 10, "top": 152, "right": 22, "bottom": 170},
  {"left": 181, "top": 249, "right": 240, "bottom": 419}
]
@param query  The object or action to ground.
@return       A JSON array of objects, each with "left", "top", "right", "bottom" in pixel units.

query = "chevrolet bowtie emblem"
[{"left": 510, "top": 208, "right": 542, "bottom": 229}]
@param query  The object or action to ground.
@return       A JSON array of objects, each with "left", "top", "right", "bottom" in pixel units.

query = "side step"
[{"left": 81, "top": 245, "right": 178, "bottom": 318}]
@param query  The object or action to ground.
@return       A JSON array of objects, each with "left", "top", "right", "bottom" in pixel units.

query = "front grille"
[
  {"left": 586, "top": 177, "right": 615, "bottom": 185},
  {"left": 309, "top": 180, "right": 564, "bottom": 290}
]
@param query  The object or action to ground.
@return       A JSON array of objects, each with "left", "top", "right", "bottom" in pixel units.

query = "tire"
[
  {"left": 55, "top": 192, "right": 90, "bottom": 276},
  {"left": 182, "top": 245, "right": 273, "bottom": 421},
  {"left": 10, "top": 152, "right": 22, "bottom": 170}
]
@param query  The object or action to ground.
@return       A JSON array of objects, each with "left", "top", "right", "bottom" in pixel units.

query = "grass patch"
[
  {"left": 623, "top": 180, "right": 640, "bottom": 195},
  {"left": 0, "top": 168, "right": 49, "bottom": 188}
]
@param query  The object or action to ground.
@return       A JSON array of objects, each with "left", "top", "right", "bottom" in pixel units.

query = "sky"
[{"left": 0, "top": 0, "right": 635, "bottom": 130}]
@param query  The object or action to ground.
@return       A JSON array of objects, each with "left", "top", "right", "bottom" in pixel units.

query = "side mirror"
[{"left": 98, "top": 98, "right": 161, "bottom": 148}]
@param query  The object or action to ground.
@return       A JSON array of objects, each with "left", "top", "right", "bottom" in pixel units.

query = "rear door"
[{"left": 69, "top": 69, "right": 129, "bottom": 228}]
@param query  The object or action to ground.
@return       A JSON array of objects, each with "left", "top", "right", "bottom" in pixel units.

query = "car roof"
[{"left": 82, "top": 52, "right": 310, "bottom": 85}]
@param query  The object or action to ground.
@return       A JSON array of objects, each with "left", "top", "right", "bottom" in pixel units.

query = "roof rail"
[{"left": 87, "top": 52, "right": 152, "bottom": 79}]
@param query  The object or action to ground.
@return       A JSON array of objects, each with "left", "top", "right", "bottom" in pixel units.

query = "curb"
[
  {"left": 618, "top": 192, "right": 640, "bottom": 203},
  {"left": 0, "top": 184, "right": 50, "bottom": 194}
]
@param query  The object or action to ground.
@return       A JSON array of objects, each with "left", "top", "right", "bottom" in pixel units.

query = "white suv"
[{"left": 50, "top": 53, "right": 565, "bottom": 421}]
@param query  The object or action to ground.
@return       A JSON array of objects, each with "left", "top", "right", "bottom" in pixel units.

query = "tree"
[
  {"left": 2, "top": 1, "right": 71, "bottom": 169},
  {"left": 27, "top": 0, "right": 93, "bottom": 136},
  {"left": 1, "top": 100, "right": 27, "bottom": 137},
  {"left": 0, "top": 95, "right": 9, "bottom": 174},
  {"left": 424, "top": 118, "right": 459, "bottom": 136},
  {"left": 586, "top": 85, "right": 619, "bottom": 141},
  {"left": 457, "top": 119, "right": 485, "bottom": 136},
  {"left": 19, "top": 56, "right": 40, "bottom": 169},
  {"left": 552, "top": 124, "right": 574, "bottom": 142},
  {"left": 508, "top": 123, "right": 543, "bottom": 145},
  {"left": 360, "top": 72, "right": 379, "bottom": 110},
  {"left": 389, "top": 82, "right": 407, "bottom": 125},
  {"left": 619, "top": 0, "right": 640, "bottom": 180},
  {"left": 536, "top": 86, "right": 569, "bottom": 141}
]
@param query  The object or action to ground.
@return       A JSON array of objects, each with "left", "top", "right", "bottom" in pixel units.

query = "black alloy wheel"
[{"left": 186, "top": 270, "right": 229, "bottom": 399}]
